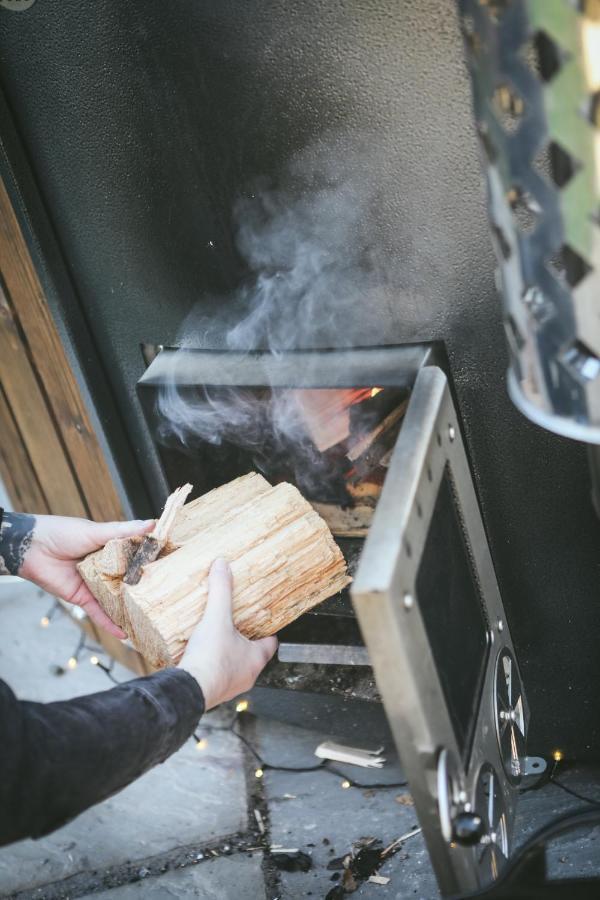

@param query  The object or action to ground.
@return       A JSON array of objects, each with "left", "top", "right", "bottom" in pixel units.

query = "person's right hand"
[{"left": 178, "top": 558, "right": 278, "bottom": 710}]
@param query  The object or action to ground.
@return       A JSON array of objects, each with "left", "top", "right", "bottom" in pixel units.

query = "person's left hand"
[{"left": 18, "top": 514, "right": 154, "bottom": 637}]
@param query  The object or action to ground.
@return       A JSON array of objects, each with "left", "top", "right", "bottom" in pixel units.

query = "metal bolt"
[{"left": 403, "top": 593, "right": 414, "bottom": 610}]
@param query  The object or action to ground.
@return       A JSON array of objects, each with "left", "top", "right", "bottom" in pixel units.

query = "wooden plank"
[
  {"left": 0, "top": 382, "right": 49, "bottom": 513},
  {"left": 0, "top": 282, "right": 86, "bottom": 515},
  {"left": 0, "top": 178, "right": 123, "bottom": 521}
]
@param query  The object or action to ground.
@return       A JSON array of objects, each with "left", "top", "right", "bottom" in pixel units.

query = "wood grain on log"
[{"left": 78, "top": 473, "right": 350, "bottom": 668}]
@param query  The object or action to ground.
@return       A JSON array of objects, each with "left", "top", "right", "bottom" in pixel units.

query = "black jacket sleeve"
[{"left": 0, "top": 668, "right": 204, "bottom": 846}]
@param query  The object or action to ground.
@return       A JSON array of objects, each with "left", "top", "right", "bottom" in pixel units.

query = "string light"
[
  {"left": 67, "top": 656, "right": 78, "bottom": 670},
  {"left": 552, "top": 749, "right": 564, "bottom": 762},
  {"left": 40, "top": 616, "right": 50, "bottom": 628},
  {"left": 196, "top": 738, "right": 208, "bottom": 751},
  {"left": 235, "top": 699, "right": 249, "bottom": 713},
  {"left": 255, "top": 768, "right": 264, "bottom": 779},
  {"left": 341, "top": 779, "right": 351, "bottom": 789},
  {"left": 90, "top": 656, "right": 99, "bottom": 666}
]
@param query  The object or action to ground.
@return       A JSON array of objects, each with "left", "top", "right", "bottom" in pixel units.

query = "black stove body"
[{"left": 1, "top": 0, "right": 599, "bottom": 773}]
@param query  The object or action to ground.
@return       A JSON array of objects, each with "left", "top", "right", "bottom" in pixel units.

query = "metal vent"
[{"left": 458, "top": 0, "right": 600, "bottom": 442}]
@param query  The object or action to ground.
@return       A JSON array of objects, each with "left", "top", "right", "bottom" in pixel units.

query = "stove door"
[{"left": 352, "top": 365, "right": 530, "bottom": 897}]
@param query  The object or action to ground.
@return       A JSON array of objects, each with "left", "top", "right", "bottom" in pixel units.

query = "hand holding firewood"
[
  {"left": 178, "top": 558, "right": 278, "bottom": 709},
  {"left": 77, "top": 473, "right": 350, "bottom": 669}
]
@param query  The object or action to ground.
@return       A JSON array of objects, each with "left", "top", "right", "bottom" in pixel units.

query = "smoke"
[{"left": 155, "top": 135, "right": 390, "bottom": 498}]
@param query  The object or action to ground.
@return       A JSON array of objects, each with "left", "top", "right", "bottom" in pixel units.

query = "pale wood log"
[
  {"left": 295, "top": 388, "right": 373, "bottom": 452},
  {"left": 170, "top": 472, "right": 270, "bottom": 544},
  {"left": 78, "top": 473, "right": 350, "bottom": 669},
  {"left": 78, "top": 551, "right": 132, "bottom": 635},
  {"left": 311, "top": 501, "right": 374, "bottom": 538}
]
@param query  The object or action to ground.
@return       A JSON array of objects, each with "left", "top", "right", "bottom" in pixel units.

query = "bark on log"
[{"left": 78, "top": 473, "right": 350, "bottom": 668}]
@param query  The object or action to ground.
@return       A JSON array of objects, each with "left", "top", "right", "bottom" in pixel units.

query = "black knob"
[{"left": 452, "top": 812, "right": 485, "bottom": 846}]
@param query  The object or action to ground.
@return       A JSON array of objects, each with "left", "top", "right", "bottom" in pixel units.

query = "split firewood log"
[{"left": 78, "top": 473, "right": 350, "bottom": 668}]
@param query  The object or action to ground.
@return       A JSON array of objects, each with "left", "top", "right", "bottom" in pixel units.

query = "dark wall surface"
[{"left": 0, "top": 0, "right": 598, "bottom": 757}]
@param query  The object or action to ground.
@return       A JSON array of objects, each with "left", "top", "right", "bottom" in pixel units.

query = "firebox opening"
[{"left": 137, "top": 343, "right": 439, "bottom": 649}]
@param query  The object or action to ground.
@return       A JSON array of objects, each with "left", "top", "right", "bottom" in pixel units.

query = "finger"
[
  {"left": 71, "top": 583, "right": 127, "bottom": 639},
  {"left": 86, "top": 518, "right": 155, "bottom": 550},
  {"left": 203, "top": 558, "right": 234, "bottom": 625}
]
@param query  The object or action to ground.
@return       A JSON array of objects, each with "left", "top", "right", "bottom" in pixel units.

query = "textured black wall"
[{"left": 0, "top": 0, "right": 599, "bottom": 756}]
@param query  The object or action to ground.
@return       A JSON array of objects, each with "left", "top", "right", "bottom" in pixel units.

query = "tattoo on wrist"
[{"left": 0, "top": 513, "right": 35, "bottom": 576}]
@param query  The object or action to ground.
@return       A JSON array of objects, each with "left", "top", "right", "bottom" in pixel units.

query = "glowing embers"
[{"left": 291, "top": 386, "right": 408, "bottom": 539}]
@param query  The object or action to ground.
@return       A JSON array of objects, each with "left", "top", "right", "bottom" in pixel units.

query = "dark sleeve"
[{"left": 0, "top": 668, "right": 204, "bottom": 846}]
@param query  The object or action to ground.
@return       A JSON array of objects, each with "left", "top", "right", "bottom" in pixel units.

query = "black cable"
[
  {"left": 550, "top": 777, "right": 600, "bottom": 808},
  {"left": 194, "top": 714, "right": 408, "bottom": 789},
  {"left": 520, "top": 758, "right": 600, "bottom": 807}
]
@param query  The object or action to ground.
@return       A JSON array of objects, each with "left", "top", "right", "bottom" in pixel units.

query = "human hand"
[
  {"left": 178, "top": 558, "right": 278, "bottom": 710},
  {"left": 1, "top": 512, "right": 154, "bottom": 637}
]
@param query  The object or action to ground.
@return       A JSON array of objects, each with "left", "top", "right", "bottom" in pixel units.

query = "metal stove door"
[{"left": 351, "top": 365, "right": 530, "bottom": 898}]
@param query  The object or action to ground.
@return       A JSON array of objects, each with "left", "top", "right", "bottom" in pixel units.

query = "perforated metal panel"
[{"left": 458, "top": 0, "right": 600, "bottom": 441}]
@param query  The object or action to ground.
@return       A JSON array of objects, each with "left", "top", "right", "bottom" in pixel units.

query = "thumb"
[
  {"left": 203, "top": 558, "right": 234, "bottom": 625},
  {"left": 254, "top": 634, "right": 278, "bottom": 664},
  {"left": 87, "top": 518, "right": 155, "bottom": 549}
]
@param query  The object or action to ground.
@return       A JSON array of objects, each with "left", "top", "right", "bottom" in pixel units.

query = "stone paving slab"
[
  {"left": 78, "top": 854, "right": 266, "bottom": 899},
  {"left": 0, "top": 583, "right": 247, "bottom": 897},
  {"left": 265, "top": 767, "right": 439, "bottom": 900}
]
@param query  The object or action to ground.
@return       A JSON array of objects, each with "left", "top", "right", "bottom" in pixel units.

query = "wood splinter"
[{"left": 123, "top": 483, "right": 193, "bottom": 585}]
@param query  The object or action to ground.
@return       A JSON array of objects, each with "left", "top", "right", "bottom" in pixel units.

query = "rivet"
[
  {"left": 403, "top": 593, "right": 414, "bottom": 610},
  {"left": 448, "top": 425, "right": 456, "bottom": 442}
]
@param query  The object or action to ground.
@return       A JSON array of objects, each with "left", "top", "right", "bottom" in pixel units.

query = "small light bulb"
[
  {"left": 341, "top": 780, "right": 351, "bottom": 789},
  {"left": 236, "top": 699, "right": 249, "bottom": 713},
  {"left": 552, "top": 749, "right": 564, "bottom": 762},
  {"left": 196, "top": 738, "right": 208, "bottom": 751},
  {"left": 67, "top": 657, "right": 78, "bottom": 670},
  {"left": 90, "top": 656, "right": 99, "bottom": 666},
  {"left": 255, "top": 768, "right": 264, "bottom": 779},
  {"left": 40, "top": 616, "right": 50, "bottom": 628}
]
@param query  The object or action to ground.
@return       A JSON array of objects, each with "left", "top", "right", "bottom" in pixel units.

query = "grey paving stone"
[
  {"left": 265, "top": 767, "right": 439, "bottom": 900},
  {"left": 0, "top": 584, "right": 248, "bottom": 896},
  {"left": 79, "top": 854, "right": 266, "bottom": 899},
  {"left": 0, "top": 580, "right": 133, "bottom": 701},
  {"left": 247, "top": 708, "right": 406, "bottom": 786}
]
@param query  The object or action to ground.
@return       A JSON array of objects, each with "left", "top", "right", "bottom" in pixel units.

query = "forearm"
[
  {"left": 0, "top": 669, "right": 204, "bottom": 846},
  {"left": 0, "top": 510, "right": 35, "bottom": 576}
]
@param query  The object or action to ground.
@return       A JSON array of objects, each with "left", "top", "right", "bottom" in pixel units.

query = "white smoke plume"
[{"left": 155, "top": 135, "right": 391, "bottom": 497}]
